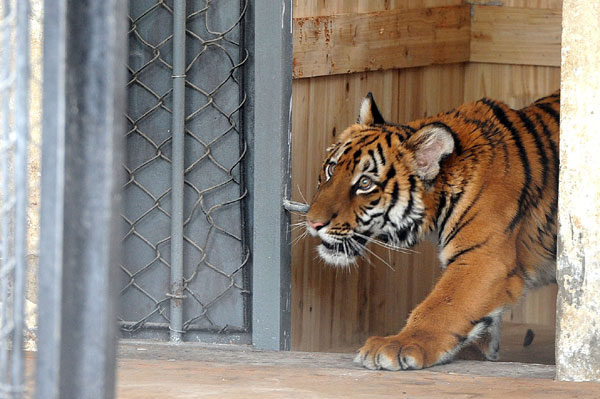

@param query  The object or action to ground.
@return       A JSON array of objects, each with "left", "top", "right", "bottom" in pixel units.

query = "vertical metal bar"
[
  {"left": 252, "top": 0, "right": 293, "bottom": 350},
  {"left": 36, "top": 0, "right": 127, "bottom": 397},
  {"left": 35, "top": 0, "right": 66, "bottom": 395},
  {"left": 0, "top": 0, "right": 13, "bottom": 389},
  {"left": 11, "top": 0, "right": 30, "bottom": 396},
  {"left": 169, "top": 0, "right": 186, "bottom": 343}
]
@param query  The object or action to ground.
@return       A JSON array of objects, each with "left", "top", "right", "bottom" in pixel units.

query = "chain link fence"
[{"left": 121, "top": 0, "right": 251, "bottom": 343}]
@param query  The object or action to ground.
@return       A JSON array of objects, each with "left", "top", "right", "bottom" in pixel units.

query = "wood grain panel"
[
  {"left": 467, "top": 0, "right": 562, "bottom": 8},
  {"left": 293, "top": 6, "right": 470, "bottom": 78},
  {"left": 293, "top": 0, "right": 464, "bottom": 18},
  {"left": 470, "top": 5, "right": 561, "bottom": 66}
]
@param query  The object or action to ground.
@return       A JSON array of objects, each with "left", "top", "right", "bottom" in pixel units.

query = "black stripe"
[
  {"left": 389, "top": 182, "right": 399, "bottom": 207},
  {"left": 507, "top": 262, "right": 528, "bottom": 278},
  {"left": 383, "top": 182, "right": 400, "bottom": 223},
  {"left": 518, "top": 110, "right": 549, "bottom": 200},
  {"left": 363, "top": 136, "right": 379, "bottom": 148},
  {"left": 437, "top": 192, "right": 463, "bottom": 237},
  {"left": 403, "top": 125, "right": 417, "bottom": 135},
  {"left": 482, "top": 98, "right": 531, "bottom": 233},
  {"left": 401, "top": 175, "right": 417, "bottom": 219},
  {"left": 376, "top": 142, "right": 386, "bottom": 165},
  {"left": 445, "top": 238, "right": 489, "bottom": 267},
  {"left": 471, "top": 316, "right": 493, "bottom": 327},
  {"left": 534, "top": 115, "right": 559, "bottom": 244},
  {"left": 535, "top": 102, "right": 560, "bottom": 126},
  {"left": 385, "top": 131, "right": 392, "bottom": 147},
  {"left": 386, "top": 164, "right": 396, "bottom": 180},
  {"left": 354, "top": 211, "right": 362, "bottom": 225},
  {"left": 442, "top": 184, "right": 486, "bottom": 247},
  {"left": 368, "top": 149, "right": 378, "bottom": 174},
  {"left": 435, "top": 192, "right": 447, "bottom": 226},
  {"left": 443, "top": 213, "right": 477, "bottom": 249},
  {"left": 534, "top": 91, "right": 559, "bottom": 103}
]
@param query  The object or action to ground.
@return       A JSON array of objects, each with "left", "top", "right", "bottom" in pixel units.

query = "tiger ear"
[
  {"left": 358, "top": 92, "right": 386, "bottom": 125},
  {"left": 405, "top": 124, "right": 454, "bottom": 181}
]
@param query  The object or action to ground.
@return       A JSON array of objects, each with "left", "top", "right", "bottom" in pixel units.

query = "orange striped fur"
[{"left": 305, "top": 91, "right": 560, "bottom": 370}]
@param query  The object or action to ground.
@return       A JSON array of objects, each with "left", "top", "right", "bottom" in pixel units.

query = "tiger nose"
[{"left": 307, "top": 218, "right": 326, "bottom": 230}]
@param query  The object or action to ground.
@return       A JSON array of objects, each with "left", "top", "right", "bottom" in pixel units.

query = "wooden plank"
[
  {"left": 470, "top": 5, "right": 561, "bottom": 66},
  {"left": 293, "top": 6, "right": 470, "bottom": 78},
  {"left": 115, "top": 343, "right": 600, "bottom": 399},
  {"left": 467, "top": 0, "right": 562, "bottom": 9},
  {"left": 293, "top": 0, "right": 465, "bottom": 19}
]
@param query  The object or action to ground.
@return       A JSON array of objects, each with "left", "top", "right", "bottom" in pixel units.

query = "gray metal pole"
[
  {"left": 11, "top": 0, "right": 30, "bottom": 396},
  {"left": 169, "top": 0, "right": 186, "bottom": 343},
  {"left": 36, "top": 0, "right": 127, "bottom": 397},
  {"left": 252, "top": 0, "right": 293, "bottom": 350},
  {"left": 0, "top": 0, "right": 13, "bottom": 388}
]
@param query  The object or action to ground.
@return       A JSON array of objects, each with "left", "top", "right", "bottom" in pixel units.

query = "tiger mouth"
[{"left": 316, "top": 236, "right": 368, "bottom": 267}]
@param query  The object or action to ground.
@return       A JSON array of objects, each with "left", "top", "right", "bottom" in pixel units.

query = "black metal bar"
[{"left": 36, "top": 0, "right": 127, "bottom": 397}]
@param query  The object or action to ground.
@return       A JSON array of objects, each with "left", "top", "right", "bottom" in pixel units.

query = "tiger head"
[{"left": 306, "top": 93, "right": 455, "bottom": 266}]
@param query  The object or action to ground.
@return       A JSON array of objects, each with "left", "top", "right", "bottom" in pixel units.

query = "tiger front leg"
[{"left": 355, "top": 260, "right": 521, "bottom": 370}]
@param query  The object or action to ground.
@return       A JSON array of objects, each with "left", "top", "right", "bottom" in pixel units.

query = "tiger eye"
[
  {"left": 326, "top": 163, "right": 336, "bottom": 177},
  {"left": 358, "top": 176, "right": 373, "bottom": 190}
]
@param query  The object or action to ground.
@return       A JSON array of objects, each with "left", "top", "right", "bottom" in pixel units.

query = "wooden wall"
[{"left": 291, "top": 0, "right": 561, "bottom": 352}]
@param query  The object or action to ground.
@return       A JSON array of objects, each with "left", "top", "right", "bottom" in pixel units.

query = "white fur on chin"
[{"left": 317, "top": 244, "right": 356, "bottom": 267}]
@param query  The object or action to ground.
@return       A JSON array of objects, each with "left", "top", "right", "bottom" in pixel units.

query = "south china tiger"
[{"left": 305, "top": 91, "right": 560, "bottom": 370}]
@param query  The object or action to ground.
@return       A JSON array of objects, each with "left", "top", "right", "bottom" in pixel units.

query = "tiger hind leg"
[{"left": 457, "top": 311, "right": 502, "bottom": 361}]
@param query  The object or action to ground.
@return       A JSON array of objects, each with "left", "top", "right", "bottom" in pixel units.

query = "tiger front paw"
[{"left": 354, "top": 332, "right": 448, "bottom": 371}]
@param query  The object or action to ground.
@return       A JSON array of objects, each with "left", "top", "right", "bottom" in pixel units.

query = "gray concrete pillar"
[{"left": 556, "top": 0, "right": 600, "bottom": 382}]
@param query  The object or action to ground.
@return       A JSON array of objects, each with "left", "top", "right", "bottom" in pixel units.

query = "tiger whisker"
[
  {"left": 353, "top": 232, "right": 420, "bottom": 255},
  {"left": 291, "top": 230, "right": 309, "bottom": 246},
  {"left": 296, "top": 185, "right": 309, "bottom": 205},
  {"left": 287, "top": 209, "right": 309, "bottom": 216},
  {"left": 350, "top": 238, "right": 395, "bottom": 272},
  {"left": 348, "top": 238, "right": 396, "bottom": 271}
]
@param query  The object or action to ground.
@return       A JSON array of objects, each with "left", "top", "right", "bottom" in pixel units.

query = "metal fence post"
[
  {"left": 11, "top": 0, "right": 31, "bottom": 396},
  {"left": 36, "top": 0, "right": 127, "bottom": 397},
  {"left": 169, "top": 0, "right": 186, "bottom": 344},
  {"left": 0, "top": 0, "right": 31, "bottom": 397},
  {"left": 251, "top": 0, "right": 293, "bottom": 350}
]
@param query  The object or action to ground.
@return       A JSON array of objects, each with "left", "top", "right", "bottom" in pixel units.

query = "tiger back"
[{"left": 305, "top": 91, "right": 560, "bottom": 370}]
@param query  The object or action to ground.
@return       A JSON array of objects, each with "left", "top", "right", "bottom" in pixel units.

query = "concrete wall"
[{"left": 556, "top": 0, "right": 600, "bottom": 382}]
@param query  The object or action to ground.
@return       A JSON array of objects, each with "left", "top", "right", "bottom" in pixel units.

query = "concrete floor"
[{"left": 116, "top": 341, "right": 600, "bottom": 399}]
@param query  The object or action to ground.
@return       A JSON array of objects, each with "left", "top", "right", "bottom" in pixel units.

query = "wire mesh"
[
  {"left": 1, "top": 0, "right": 41, "bottom": 397},
  {"left": 121, "top": 0, "right": 250, "bottom": 342}
]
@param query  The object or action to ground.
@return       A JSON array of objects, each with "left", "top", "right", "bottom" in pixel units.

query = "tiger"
[{"left": 305, "top": 90, "right": 560, "bottom": 370}]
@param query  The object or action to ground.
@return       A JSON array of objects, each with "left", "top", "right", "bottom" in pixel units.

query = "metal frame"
[
  {"left": 0, "top": 0, "right": 30, "bottom": 397},
  {"left": 168, "top": 0, "right": 186, "bottom": 344},
  {"left": 11, "top": 0, "right": 30, "bottom": 393},
  {"left": 251, "top": 0, "right": 293, "bottom": 350},
  {"left": 36, "top": 0, "right": 127, "bottom": 397}
]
